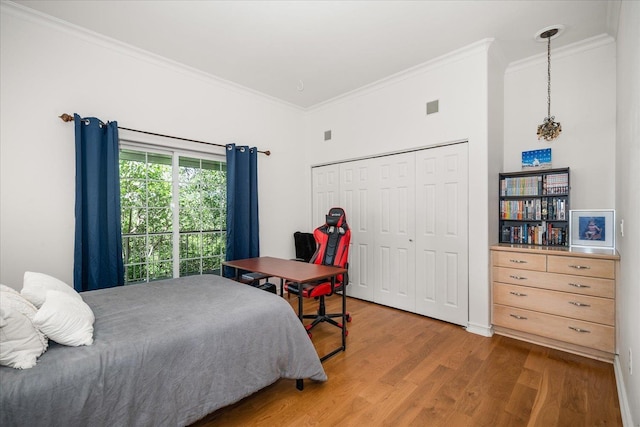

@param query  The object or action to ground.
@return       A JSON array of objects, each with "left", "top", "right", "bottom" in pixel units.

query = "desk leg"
[{"left": 297, "top": 283, "right": 304, "bottom": 323}]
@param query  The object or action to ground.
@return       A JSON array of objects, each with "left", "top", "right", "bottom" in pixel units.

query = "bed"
[{"left": 0, "top": 274, "right": 327, "bottom": 426}]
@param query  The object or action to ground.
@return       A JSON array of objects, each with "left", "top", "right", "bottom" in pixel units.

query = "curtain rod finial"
[
  {"left": 59, "top": 113, "right": 74, "bottom": 122},
  {"left": 264, "top": 150, "right": 271, "bottom": 156}
]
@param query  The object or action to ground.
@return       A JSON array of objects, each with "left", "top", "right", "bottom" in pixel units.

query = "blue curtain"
[
  {"left": 73, "top": 114, "right": 124, "bottom": 291},
  {"left": 225, "top": 144, "right": 259, "bottom": 277}
]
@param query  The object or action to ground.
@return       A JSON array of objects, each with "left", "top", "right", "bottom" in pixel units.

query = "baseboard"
[
  {"left": 465, "top": 322, "right": 494, "bottom": 337},
  {"left": 613, "top": 355, "right": 635, "bottom": 427}
]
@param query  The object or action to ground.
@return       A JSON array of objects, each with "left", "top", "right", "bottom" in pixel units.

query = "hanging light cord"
[{"left": 546, "top": 36, "right": 552, "bottom": 119}]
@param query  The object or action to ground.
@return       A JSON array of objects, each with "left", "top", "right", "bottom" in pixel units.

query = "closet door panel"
[
  {"left": 418, "top": 249, "right": 437, "bottom": 301},
  {"left": 415, "top": 144, "right": 468, "bottom": 326},
  {"left": 312, "top": 165, "right": 339, "bottom": 228},
  {"left": 373, "top": 153, "right": 416, "bottom": 311},
  {"left": 340, "top": 160, "right": 374, "bottom": 300},
  {"left": 445, "top": 252, "right": 460, "bottom": 305}
]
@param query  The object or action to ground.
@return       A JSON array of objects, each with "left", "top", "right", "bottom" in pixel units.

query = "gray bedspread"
[{"left": 0, "top": 275, "right": 326, "bottom": 426}]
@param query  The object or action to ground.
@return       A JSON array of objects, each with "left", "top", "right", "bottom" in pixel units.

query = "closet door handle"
[
  {"left": 569, "top": 326, "right": 591, "bottom": 333},
  {"left": 509, "top": 291, "right": 527, "bottom": 297},
  {"left": 568, "top": 282, "right": 590, "bottom": 289},
  {"left": 509, "top": 314, "right": 527, "bottom": 320},
  {"left": 569, "top": 301, "right": 591, "bottom": 307}
]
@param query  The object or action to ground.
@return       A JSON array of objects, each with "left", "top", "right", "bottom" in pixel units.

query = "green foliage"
[{"left": 119, "top": 150, "right": 226, "bottom": 283}]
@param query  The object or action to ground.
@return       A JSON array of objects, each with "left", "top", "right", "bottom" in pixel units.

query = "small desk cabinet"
[{"left": 490, "top": 244, "right": 619, "bottom": 362}]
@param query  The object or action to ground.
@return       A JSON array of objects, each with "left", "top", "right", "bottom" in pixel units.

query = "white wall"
[
  {"left": 504, "top": 35, "right": 616, "bottom": 209},
  {"left": 614, "top": 1, "right": 640, "bottom": 425},
  {"left": 487, "top": 43, "right": 507, "bottom": 247},
  {"left": 302, "top": 40, "right": 496, "bottom": 334},
  {"left": 0, "top": 4, "right": 305, "bottom": 289}
]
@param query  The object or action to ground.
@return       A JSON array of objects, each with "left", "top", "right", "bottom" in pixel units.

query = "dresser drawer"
[
  {"left": 547, "top": 255, "right": 615, "bottom": 279},
  {"left": 493, "top": 267, "right": 549, "bottom": 288},
  {"left": 493, "top": 283, "right": 614, "bottom": 325},
  {"left": 493, "top": 304, "right": 614, "bottom": 353},
  {"left": 492, "top": 266, "right": 614, "bottom": 298},
  {"left": 492, "top": 251, "right": 546, "bottom": 271}
]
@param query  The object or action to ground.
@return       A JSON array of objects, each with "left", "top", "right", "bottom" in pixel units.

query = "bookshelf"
[{"left": 499, "top": 167, "right": 570, "bottom": 246}]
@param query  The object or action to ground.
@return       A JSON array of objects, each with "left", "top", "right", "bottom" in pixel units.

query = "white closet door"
[
  {"left": 373, "top": 152, "right": 416, "bottom": 311},
  {"left": 340, "top": 160, "right": 375, "bottom": 300},
  {"left": 415, "top": 143, "right": 468, "bottom": 326},
  {"left": 311, "top": 165, "right": 340, "bottom": 228}
]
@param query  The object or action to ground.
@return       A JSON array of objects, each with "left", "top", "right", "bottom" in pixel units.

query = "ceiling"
[{"left": 13, "top": 0, "right": 616, "bottom": 109}]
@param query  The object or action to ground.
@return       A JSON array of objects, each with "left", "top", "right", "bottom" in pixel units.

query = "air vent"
[{"left": 426, "top": 100, "right": 439, "bottom": 115}]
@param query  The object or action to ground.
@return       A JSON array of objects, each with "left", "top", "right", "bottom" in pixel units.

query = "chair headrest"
[{"left": 326, "top": 207, "right": 346, "bottom": 227}]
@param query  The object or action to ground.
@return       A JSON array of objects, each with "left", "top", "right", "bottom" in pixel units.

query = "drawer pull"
[
  {"left": 510, "top": 291, "right": 527, "bottom": 297},
  {"left": 568, "top": 282, "right": 591, "bottom": 289},
  {"left": 509, "top": 275, "right": 527, "bottom": 280},
  {"left": 509, "top": 314, "right": 528, "bottom": 320},
  {"left": 509, "top": 259, "right": 527, "bottom": 264},
  {"left": 568, "top": 326, "right": 591, "bottom": 333},
  {"left": 568, "top": 264, "right": 591, "bottom": 270},
  {"left": 569, "top": 301, "right": 591, "bottom": 307}
]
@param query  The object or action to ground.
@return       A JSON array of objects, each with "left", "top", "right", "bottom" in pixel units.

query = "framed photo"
[{"left": 569, "top": 209, "right": 615, "bottom": 249}]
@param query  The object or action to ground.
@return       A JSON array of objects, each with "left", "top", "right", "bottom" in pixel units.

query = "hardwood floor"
[{"left": 192, "top": 295, "right": 622, "bottom": 426}]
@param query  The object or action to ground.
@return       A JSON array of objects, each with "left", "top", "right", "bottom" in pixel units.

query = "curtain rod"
[{"left": 59, "top": 113, "right": 271, "bottom": 156}]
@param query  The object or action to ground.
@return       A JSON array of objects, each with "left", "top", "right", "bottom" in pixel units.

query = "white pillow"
[
  {"left": 0, "top": 284, "right": 47, "bottom": 346},
  {"left": 0, "top": 306, "right": 48, "bottom": 369},
  {"left": 0, "top": 284, "right": 21, "bottom": 296},
  {"left": 21, "top": 272, "right": 82, "bottom": 309},
  {"left": 2, "top": 284, "right": 38, "bottom": 319},
  {"left": 33, "top": 290, "right": 94, "bottom": 346}
]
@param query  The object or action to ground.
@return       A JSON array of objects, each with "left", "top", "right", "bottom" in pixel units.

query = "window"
[
  {"left": 178, "top": 156, "right": 226, "bottom": 277},
  {"left": 120, "top": 148, "right": 226, "bottom": 284}
]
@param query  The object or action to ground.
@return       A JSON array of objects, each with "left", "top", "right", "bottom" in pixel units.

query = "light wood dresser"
[{"left": 490, "top": 244, "right": 619, "bottom": 362}]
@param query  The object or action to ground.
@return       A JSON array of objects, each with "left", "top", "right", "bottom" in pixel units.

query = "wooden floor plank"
[{"left": 192, "top": 296, "right": 622, "bottom": 426}]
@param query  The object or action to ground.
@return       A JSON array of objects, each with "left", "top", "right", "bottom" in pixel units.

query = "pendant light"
[{"left": 536, "top": 27, "right": 563, "bottom": 141}]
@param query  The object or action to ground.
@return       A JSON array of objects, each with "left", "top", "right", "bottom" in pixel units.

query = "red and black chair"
[{"left": 285, "top": 207, "right": 351, "bottom": 335}]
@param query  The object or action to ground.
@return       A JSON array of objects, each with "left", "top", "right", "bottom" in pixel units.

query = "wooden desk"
[{"left": 222, "top": 256, "right": 348, "bottom": 362}]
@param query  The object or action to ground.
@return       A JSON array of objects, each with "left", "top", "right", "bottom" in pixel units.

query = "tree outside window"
[{"left": 120, "top": 149, "right": 226, "bottom": 284}]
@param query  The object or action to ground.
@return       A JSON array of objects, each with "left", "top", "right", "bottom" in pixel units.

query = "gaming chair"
[{"left": 285, "top": 207, "right": 351, "bottom": 335}]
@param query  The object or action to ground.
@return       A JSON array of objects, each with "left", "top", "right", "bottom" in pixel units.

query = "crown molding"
[{"left": 506, "top": 33, "right": 615, "bottom": 74}]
